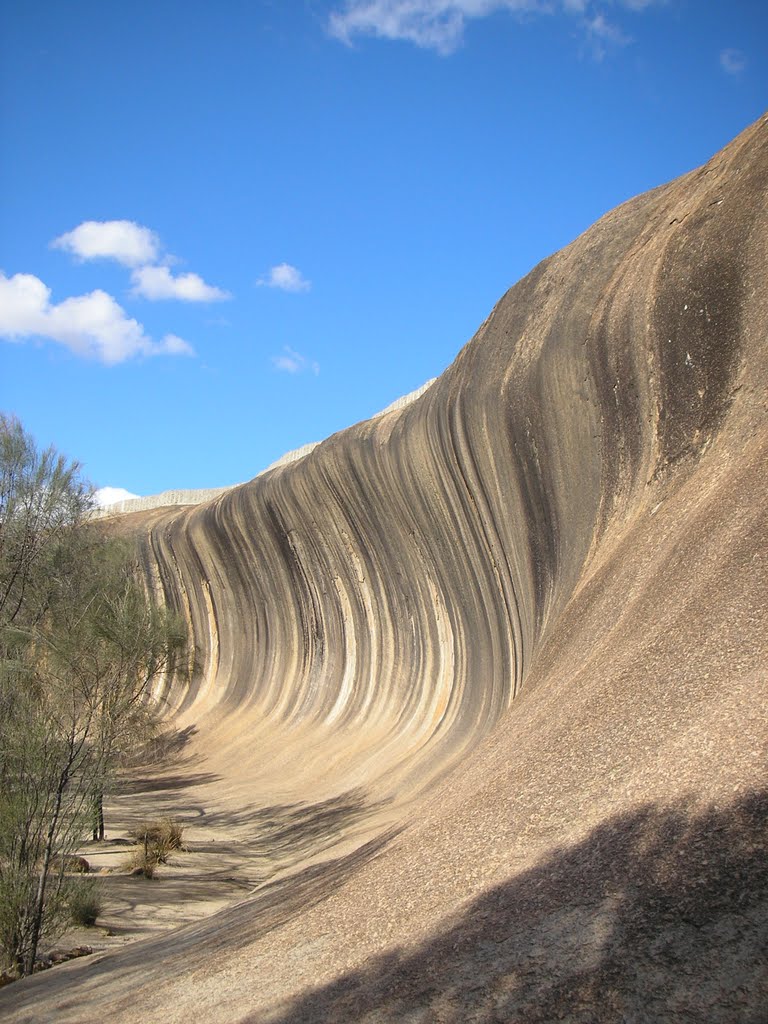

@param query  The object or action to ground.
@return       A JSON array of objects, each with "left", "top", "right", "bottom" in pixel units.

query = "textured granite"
[{"left": 3, "top": 117, "right": 767, "bottom": 1023}]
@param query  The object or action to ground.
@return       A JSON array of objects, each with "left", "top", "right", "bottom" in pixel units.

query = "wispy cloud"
[
  {"left": 720, "top": 48, "right": 747, "bottom": 75},
  {"left": 0, "top": 271, "right": 194, "bottom": 364},
  {"left": 328, "top": 0, "right": 659, "bottom": 56},
  {"left": 257, "top": 263, "right": 312, "bottom": 292},
  {"left": 131, "top": 265, "right": 231, "bottom": 302},
  {"left": 271, "top": 345, "right": 320, "bottom": 375},
  {"left": 328, "top": 0, "right": 517, "bottom": 55},
  {"left": 583, "top": 11, "right": 629, "bottom": 60},
  {"left": 52, "top": 220, "right": 160, "bottom": 267}
]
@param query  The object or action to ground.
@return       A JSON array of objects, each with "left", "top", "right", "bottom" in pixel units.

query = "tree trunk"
[
  {"left": 92, "top": 791, "right": 104, "bottom": 841},
  {"left": 23, "top": 771, "right": 67, "bottom": 976}
]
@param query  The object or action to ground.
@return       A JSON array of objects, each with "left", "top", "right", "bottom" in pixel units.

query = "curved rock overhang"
[{"left": 3, "top": 115, "right": 766, "bottom": 1024}]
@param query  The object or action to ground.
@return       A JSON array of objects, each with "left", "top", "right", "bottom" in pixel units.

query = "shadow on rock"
[{"left": 252, "top": 788, "right": 768, "bottom": 1024}]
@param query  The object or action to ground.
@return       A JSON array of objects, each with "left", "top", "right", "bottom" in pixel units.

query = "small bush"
[
  {"left": 129, "top": 818, "right": 184, "bottom": 863},
  {"left": 67, "top": 879, "right": 103, "bottom": 927},
  {"left": 125, "top": 818, "right": 185, "bottom": 878},
  {"left": 123, "top": 848, "right": 157, "bottom": 878}
]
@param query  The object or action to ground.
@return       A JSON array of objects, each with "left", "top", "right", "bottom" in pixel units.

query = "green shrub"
[{"left": 67, "top": 879, "right": 103, "bottom": 927}]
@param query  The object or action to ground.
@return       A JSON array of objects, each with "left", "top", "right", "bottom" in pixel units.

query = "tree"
[
  {"left": 0, "top": 413, "right": 91, "bottom": 629},
  {"left": 0, "top": 415, "right": 184, "bottom": 975}
]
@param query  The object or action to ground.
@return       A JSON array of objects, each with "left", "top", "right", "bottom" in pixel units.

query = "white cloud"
[
  {"left": 720, "top": 48, "right": 747, "bottom": 75},
  {"left": 51, "top": 220, "right": 160, "bottom": 267},
  {"left": 93, "top": 486, "right": 141, "bottom": 507},
  {"left": 329, "top": 0, "right": 660, "bottom": 54},
  {"left": 51, "top": 219, "right": 232, "bottom": 305},
  {"left": 0, "top": 272, "right": 194, "bottom": 364},
  {"left": 160, "top": 334, "right": 195, "bottom": 356},
  {"left": 131, "top": 265, "right": 231, "bottom": 302},
  {"left": 271, "top": 346, "right": 320, "bottom": 375},
  {"left": 257, "top": 263, "right": 312, "bottom": 292}
]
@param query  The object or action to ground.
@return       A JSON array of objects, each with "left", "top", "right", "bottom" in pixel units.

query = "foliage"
[
  {"left": 0, "top": 413, "right": 92, "bottom": 630},
  {"left": 66, "top": 878, "right": 103, "bottom": 927},
  {"left": 0, "top": 414, "right": 185, "bottom": 973}
]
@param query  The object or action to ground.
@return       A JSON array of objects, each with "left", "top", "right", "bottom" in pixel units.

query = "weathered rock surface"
[{"left": 3, "top": 117, "right": 767, "bottom": 1022}]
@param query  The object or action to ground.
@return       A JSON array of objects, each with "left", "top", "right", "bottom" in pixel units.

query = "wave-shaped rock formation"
[
  {"left": 4, "top": 118, "right": 767, "bottom": 1022},
  {"left": 93, "top": 381, "right": 438, "bottom": 518}
]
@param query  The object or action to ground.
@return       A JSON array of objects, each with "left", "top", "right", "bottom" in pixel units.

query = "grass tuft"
[{"left": 125, "top": 818, "right": 185, "bottom": 878}]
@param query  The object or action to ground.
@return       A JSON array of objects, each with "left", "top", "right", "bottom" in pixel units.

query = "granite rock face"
[{"left": 3, "top": 117, "right": 767, "bottom": 1023}]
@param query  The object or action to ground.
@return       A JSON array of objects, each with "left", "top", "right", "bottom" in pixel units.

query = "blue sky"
[{"left": 1, "top": 1, "right": 765, "bottom": 498}]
